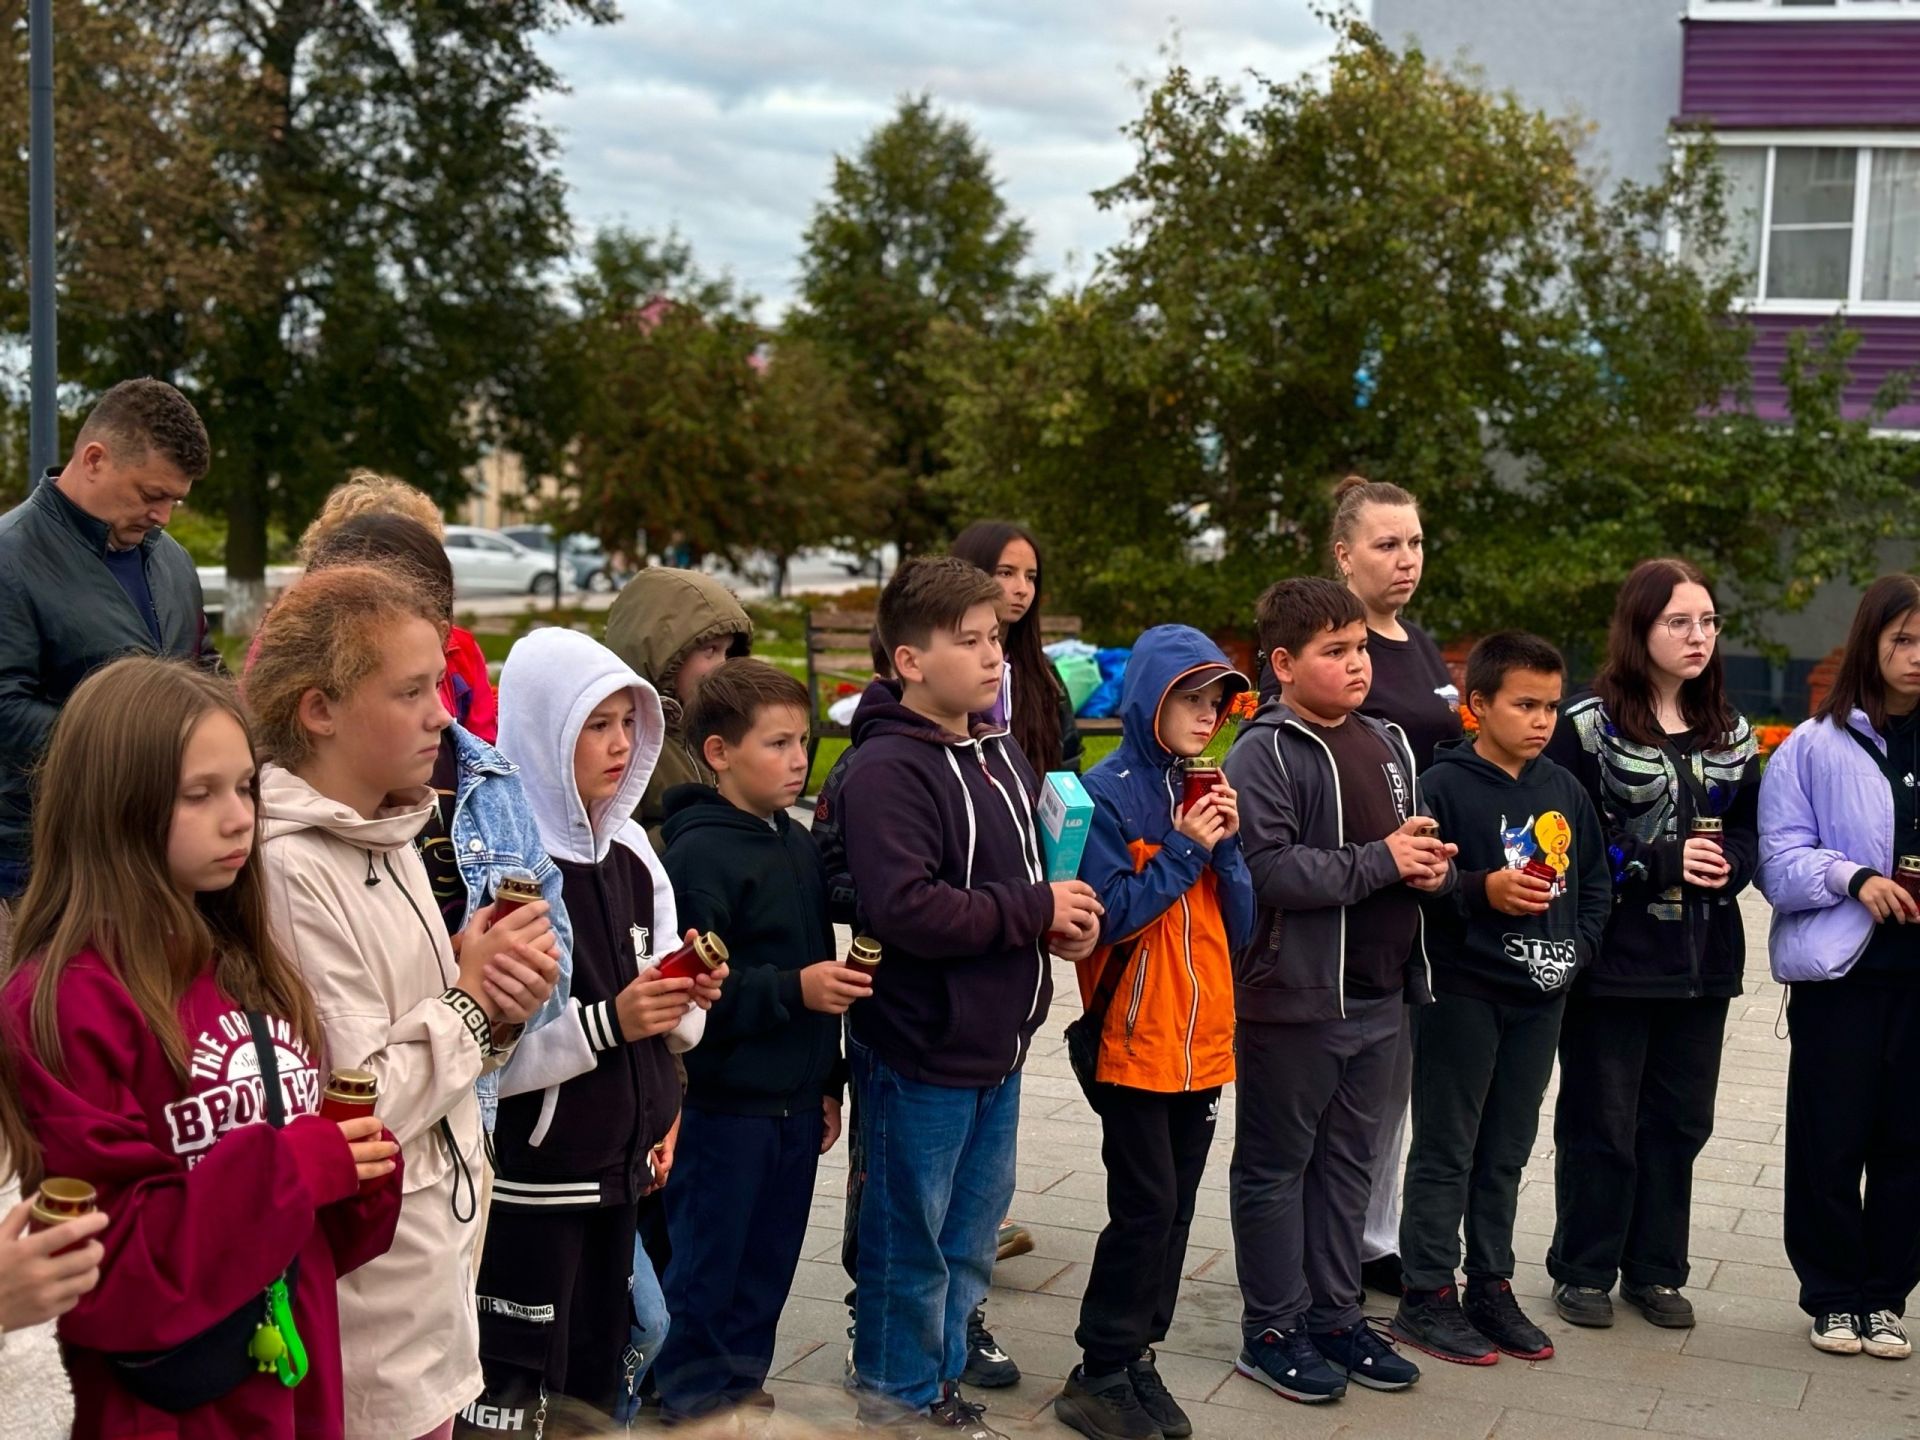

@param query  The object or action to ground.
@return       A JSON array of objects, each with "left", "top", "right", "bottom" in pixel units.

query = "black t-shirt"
[
  {"left": 1361, "top": 622, "right": 1462, "bottom": 775},
  {"left": 414, "top": 731, "right": 466, "bottom": 937},
  {"left": 1304, "top": 717, "right": 1421, "bottom": 998}
]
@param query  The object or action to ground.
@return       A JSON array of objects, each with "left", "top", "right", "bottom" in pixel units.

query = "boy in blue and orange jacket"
[{"left": 1055, "top": 625, "right": 1255, "bottom": 1440}]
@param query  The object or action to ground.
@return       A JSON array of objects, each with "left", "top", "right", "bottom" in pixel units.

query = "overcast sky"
[{"left": 533, "top": 1, "right": 1345, "bottom": 317}]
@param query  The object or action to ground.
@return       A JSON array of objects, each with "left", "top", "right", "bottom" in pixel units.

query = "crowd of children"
[{"left": 2, "top": 454, "right": 1918, "bottom": 1440}]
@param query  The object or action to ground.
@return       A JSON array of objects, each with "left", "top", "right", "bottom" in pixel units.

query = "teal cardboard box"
[{"left": 1038, "top": 771, "right": 1094, "bottom": 882}]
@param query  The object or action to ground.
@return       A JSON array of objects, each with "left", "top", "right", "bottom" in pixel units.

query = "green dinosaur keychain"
[{"left": 246, "top": 1274, "right": 308, "bottom": 1388}]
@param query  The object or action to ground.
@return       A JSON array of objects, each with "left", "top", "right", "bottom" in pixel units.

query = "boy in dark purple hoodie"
[{"left": 839, "top": 557, "right": 1104, "bottom": 1439}]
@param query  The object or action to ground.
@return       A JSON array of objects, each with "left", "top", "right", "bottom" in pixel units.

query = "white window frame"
[
  {"left": 1688, "top": 1, "right": 1920, "bottom": 20},
  {"left": 1670, "top": 131, "right": 1920, "bottom": 316}
]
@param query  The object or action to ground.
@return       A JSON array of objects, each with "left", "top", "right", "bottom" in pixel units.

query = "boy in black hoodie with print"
[
  {"left": 1391, "top": 633, "right": 1611, "bottom": 1366},
  {"left": 840, "top": 557, "right": 1104, "bottom": 1439},
  {"left": 655, "top": 659, "right": 865, "bottom": 1420}
]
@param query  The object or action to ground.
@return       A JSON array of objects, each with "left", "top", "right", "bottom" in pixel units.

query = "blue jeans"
[
  {"left": 656, "top": 1105, "right": 823, "bottom": 1418},
  {"left": 613, "top": 1232, "right": 670, "bottom": 1423},
  {"left": 849, "top": 1036, "right": 1021, "bottom": 1415}
]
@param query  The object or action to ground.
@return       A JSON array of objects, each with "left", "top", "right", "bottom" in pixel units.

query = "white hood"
[{"left": 497, "top": 628, "right": 665, "bottom": 865}]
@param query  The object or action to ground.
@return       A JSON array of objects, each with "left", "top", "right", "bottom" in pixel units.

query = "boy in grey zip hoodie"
[{"left": 1221, "top": 579, "right": 1456, "bottom": 1406}]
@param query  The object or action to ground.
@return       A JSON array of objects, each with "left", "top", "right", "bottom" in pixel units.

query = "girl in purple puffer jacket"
[{"left": 1758, "top": 574, "right": 1920, "bottom": 1365}]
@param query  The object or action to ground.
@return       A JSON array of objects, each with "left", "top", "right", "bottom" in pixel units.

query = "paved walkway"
[{"left": 757, "top": 893, "right": 1920, "bottom": 1438}]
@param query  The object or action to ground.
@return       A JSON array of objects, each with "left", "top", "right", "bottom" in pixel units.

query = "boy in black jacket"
[
  {"left": 1391, "top": 633, "right": 1610, "bottom": 1366},
  {"left": 840, "top": 557, "right": 1104, "bottom": 1437},
  {"left": 654, "top": 659, "right": 867, "bottom": 1421}
]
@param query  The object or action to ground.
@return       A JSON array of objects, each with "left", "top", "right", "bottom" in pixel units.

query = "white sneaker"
[
  {"left": 1862, "top": 1310, "right": 1912, "bottom": 1360},
  {"left": 1811, "top": 1312, "right": 1864, "bottom": 1355}
]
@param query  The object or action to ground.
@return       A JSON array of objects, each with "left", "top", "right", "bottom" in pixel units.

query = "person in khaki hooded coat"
[
  {"left": 248, "top": 565, "right": 561, "bottom": 1440},
  {"left": 603, "top": 568, "right": 752, "bottom": 849}
]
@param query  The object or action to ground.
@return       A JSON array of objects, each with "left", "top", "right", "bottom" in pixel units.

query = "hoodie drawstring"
[{"left": 379, "top": 850, "right": 480, "bottom": 1227}]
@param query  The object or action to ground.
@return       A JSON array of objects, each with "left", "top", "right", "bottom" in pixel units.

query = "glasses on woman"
[{"left": 1659, "top": 614, "right": 1723, "bottom": 640}]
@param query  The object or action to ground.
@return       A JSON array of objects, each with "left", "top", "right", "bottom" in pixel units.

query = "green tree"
[
  {"left": 553, "top": 230, "right": 886, "bottom": 587},
  {"left": 792, "top": 94, "right": 1044, "bottom": 555},
  {"left": 2, "top": 0, "right": 614, "bottom": 627},
  {"left": 941, "top": 17, "right": 1917, "bottom": 651}
]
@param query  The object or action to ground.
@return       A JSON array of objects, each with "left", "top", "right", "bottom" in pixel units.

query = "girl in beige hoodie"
[{"left": 248, "top": 566, "right": 562, "bottom": 1440}]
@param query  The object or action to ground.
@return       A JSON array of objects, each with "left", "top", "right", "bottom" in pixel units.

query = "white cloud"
[{"left": 534, "top": 0, "right": 1340, "bottom": 315}]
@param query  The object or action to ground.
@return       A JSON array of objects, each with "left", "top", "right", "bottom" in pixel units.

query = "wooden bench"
[{"left": 804, "top": 607, "right": 1123, "bottom": 770}]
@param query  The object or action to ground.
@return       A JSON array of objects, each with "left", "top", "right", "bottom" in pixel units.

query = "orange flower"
[
  {"left": 1755, "top": 723, "right": 1793, "bottom": 756},
  {"left": 1458, "top": 702, "right": 1479, "bottom": 736}
]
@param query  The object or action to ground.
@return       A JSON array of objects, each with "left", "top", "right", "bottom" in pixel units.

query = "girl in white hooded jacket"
[{"left": 248, "top": 565, "right": 562, "bottom": 1440}]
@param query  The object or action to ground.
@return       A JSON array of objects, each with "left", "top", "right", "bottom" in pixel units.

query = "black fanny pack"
[
  {"left": 105, "top": 1011, "right": 305, "bottom": 1412},
  {"left": 1063, "top": 939, "right": 1138, "bottom": 1102}
]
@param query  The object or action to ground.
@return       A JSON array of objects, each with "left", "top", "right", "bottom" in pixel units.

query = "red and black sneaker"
[
  {"left": 1389, "top": 1286, "right": 1499, "bottom": 1366},
  {"left": 1463, "top": 1279, "right": 1555, "bottom": 1360}
]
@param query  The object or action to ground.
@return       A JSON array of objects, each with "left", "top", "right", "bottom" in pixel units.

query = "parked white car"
[{"left": 443, "top": 525, "right": 576, "bottom": 599}]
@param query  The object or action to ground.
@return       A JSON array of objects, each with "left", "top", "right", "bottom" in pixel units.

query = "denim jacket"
[
  {"left": 447, "top": 724, "right": 574, "bottom": 1127},
  {"left": 1756, "top": 709, "right": 1890, "bottom": 984}
]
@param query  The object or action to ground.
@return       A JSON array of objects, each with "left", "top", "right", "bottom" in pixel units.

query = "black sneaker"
[
  {"left": 1126, "top": 1350, "right": 1190, "bottom": 1439},
  {"left": 1311, "top": 1319, "right": 1421, "bottom": 1391},
  {"left": 1463, "top": 1279, "right": 1554, "bottom": 1360},
  {"left": 1234, "top": 1327, "right": 1347, "bottom": 1404},
  {"left": 1390, "top": 1287, "right": 1498, "bottom": 1366},
  {"left": 1620, "top": 1283, "right": 1695, "bottom": 1330},
  {"left": 1360, "top": 1253, "right": 1405, "bottom": 1298},
  {"left": 930, "top": 1385, "right": 1009, "bottom": 1440},
  {"left": 861, "top": 1386, "right": 1011, "bottom": 1440},
  {"left": 1552, "top": 1282, "right": 1615, "bottom": 1329},
  {"left": 962, "top": 1306, "right": 1020, "bottom": 1389},
  {"left": 1053, "top": 1367, "right": 1162, "bottom": 1440}
]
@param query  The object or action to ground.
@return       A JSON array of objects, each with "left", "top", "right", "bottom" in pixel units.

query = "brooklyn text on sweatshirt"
[
  {"left": 1419, "top": 738, "right": 1613, "bottom": 1002},
  {"left": 492, "top": 628, "right": 704, "bottom": 1206},
  {"left": 1, "top": 956, "right": 400, "bottom": 1440},
  {"left": 663, "top": 783, "right": 846, "bottom": 1115},
  {"left": 1546, "top": 692, "right": 1760, "bottom": 999},
  {"left": 839, "top": 679, "right": 1055, "bottom": 1088},
  {"left": 1078, "top": 625, "right": 1255, "bottom": 1093}
]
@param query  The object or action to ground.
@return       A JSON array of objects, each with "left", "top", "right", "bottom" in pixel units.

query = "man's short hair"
[
  {"left": 877, "top": 556, "right": 1003, "bottom": 657},
  {"left": 75, "top": 378, "right": 210, "bottom": 482},
  {"left": 686, "top": 657, "right": 810, "bottom": 750},
  {"left": 1465, "top": 631, "right": 1566, "bottom": 704},
  {"left": 1254, "top": 577, "right": 1365, "bottom": 660}
]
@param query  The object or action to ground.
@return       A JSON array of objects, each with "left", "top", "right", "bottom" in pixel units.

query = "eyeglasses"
[{"left": 1659, "top": 614, "right": 1723, "bottom": 640}]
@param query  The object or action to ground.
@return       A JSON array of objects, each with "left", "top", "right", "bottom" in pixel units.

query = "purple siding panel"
[
  {"left": 1745, "top": 314, "right": 1920, "bottom": 427},
  {"left": 1680, "top": 20, "right": 1920, "bottom": 129}
]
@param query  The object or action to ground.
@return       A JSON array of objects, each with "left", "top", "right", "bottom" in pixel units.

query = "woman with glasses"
[{"left": 1541, "top": 558, "right": 1761, "bottom": 1333}]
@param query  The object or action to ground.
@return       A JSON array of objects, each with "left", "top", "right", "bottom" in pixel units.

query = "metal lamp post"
[{"left": 27, "top": 0, "right": 57, "bottom": 482}]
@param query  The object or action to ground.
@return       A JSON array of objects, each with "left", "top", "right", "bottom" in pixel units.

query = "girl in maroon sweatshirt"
[{"left": 0, "top": 657, "right": 403, "bottom": 1439}]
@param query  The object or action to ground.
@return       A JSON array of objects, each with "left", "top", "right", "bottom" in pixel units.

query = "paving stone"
[
  {"left": 1490, "top": 1408, "right": 1656, "bottom": 1438},
  {"left": 1705, "top": 1260, "right": 1804, "bottom": 1303}
]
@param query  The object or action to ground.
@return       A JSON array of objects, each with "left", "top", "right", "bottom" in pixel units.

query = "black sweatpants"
[
  {"left": 1230, "top": 993, "right": 1404, "bottom": 1337},
  {"left": 1076, "top": 1084, "right": 1221, "bottom": 1375},
  {"left": 654, "top": 1104, "right": 824, "bottom": 1419},
  {"left": 1547, "top": 992, "right": 1728, "bottom": 1291},
  {"left": 468, "top": 1200, "right": 638, "bottom": 1433},
  {"left": 1785, "top": 976, "right": 1920, "bottom": 1318},
  {"left": 1400, "top": 988, "right": 1566, "bottom": 1292}
]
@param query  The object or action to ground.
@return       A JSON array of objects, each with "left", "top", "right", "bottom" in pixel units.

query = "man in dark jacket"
[{"left": 0, "top": 378, "right": 218, "bottom": 901}]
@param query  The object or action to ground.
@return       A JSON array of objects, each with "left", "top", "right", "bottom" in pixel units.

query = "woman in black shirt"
[{"left": 1286, "top": 474, "right": 1465, "bottom": 1295}]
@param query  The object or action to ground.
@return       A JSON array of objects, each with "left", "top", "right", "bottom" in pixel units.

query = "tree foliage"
[
  {"left": 552, "top": 230, "right": 886, "bottom": 585},
  {"left": 1, "top": 0, "right": 613, "bottom": 625},
  {"left": 939, "top": 17, "right": 1918, "bottom": 650},
  {"left": 792, "top": 94, "right": 1045, "bottom": 555}
]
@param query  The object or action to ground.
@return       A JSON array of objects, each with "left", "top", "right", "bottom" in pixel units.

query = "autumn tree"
[
  {"left": 1, "top": 0, "right": 614, "bottom": 628},
  {"left": 552, "top": 230, "right": 885, "bottom": 587}
]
